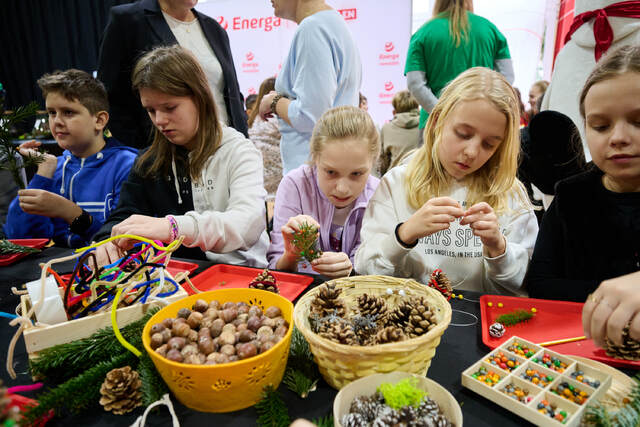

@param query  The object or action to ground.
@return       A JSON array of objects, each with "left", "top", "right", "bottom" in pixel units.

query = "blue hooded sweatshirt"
[{"left": 4, "top": 138, "right": 137, "bottom": 248}]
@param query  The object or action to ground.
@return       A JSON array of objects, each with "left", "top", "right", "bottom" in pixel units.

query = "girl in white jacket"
[
  {"left": 355, "top": 67, "right": 538, "bottom": 295},
  {"left": 95, "top": 45, "right": 268, "bottom": 267}
]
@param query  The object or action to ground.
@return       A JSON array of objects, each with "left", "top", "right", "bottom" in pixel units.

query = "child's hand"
[
  {"left": 95, "top": 241, "right": 124, "bottom": 266},
  {"left": 460, "top": 202, "right": 506, "bottom": 257},
  {"left": 18, "top": 140, "right": 57, "bottom": 178},
  {"left": 111, "top": 214, "right": 172, "bottom": 251},
  {"left": 311, "top": 251, "right": 352, "bottom": 278},
  {"left": 281, "top": 215, "right": 320, "bottom": 259},
  {"left": 18, "top": 189, "right": 82, "bottom": 222},
  {"left": 399, "top": 197, "right": 463, "bottom": 244},
  {"left": 258, "top": 90, "right": 278, "bottom": 120}
]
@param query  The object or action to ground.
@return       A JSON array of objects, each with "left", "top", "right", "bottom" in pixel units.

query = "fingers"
[
  {"left": 427, "top": 197, "right": 463, "bottom": 209},
  {"left": 590, "top": 298, "right": 618, "bottom": 348},
  {"left": 311, "top": 252, "right": 352, "bottom": 277},
  {"left": 582, "top": 293, "right": 598, "bottom": 339},
  {"left": 606, "top": 303, "right": 634, "bottom": 346},
  {"left": 629, "top": 314, "right": 640, "bottom": 342}
]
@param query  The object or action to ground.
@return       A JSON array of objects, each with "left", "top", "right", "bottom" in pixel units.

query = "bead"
[
  {"left": 458, "top": 294, "right": 463, "bottom": 299},
  {"left": 498, "top": 302, "right": 503, "bottom": 307},
  {"left": 487, "top": 302, "right": 493, "bottom": 307},
  {"left": 398, "top": 289, "right": 406, "bottom": 297},
  {"left": 386, "top": 288, "right": 393, "bottom": 295},
  {"left": 531, "top": 307, "right": 537, "bottom": 313}
]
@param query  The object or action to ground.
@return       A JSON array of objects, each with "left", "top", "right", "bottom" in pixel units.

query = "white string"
[
  {"left": 130, "top": 394, "right": 180, "bottom": 427},
  {"left": 449, "top": 309, "right": 478, "bottom": 327}
]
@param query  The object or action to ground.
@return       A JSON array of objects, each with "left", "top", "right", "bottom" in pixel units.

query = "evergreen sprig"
[
  {"left": 292, "top": 222, "right": 322, "bottom": 263},
  {"left": 583, "top": 374, "right": 640, "bottom": 427},
  {"left": 23, "top": 352, "right": 135, "bottom": 423},
  {"left": 138, "top": 353, "right": 169, "bottom": 406},
  {"left": 29, "top": 307, "right": 160, "bottom": 383},
  {"left": 311, "top": 414, "right": 334, "bottom": 427},
  {"left": 495, "top": 309, "right": 534, "bottom": 326},
  {"left": 0, "top": 102, "right": 43, "bottom": 189},
  {"left": 282, "top": 368, "right": 318, "bottom": 399},
  {"left": 283, "top": 327, "right": 320, "bottom": 398},
  {"left": 0, "top": 239, "right": 41, "bottom": 255},
  {"left": 255, "top": 385, "right": 290, "bottom": 427}
]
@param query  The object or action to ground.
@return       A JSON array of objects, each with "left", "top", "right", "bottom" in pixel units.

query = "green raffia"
[
  {"left": 138, "top": 352, "right": 168, "bottom": 406},
  {"left": 583, "top": 374, "right": 640, "bottom": 427},
  {"left": 377, "top": 378, "right": 428, "bottom": 410},
  {"left": 255, "top": 385, "right": 290, "bottom": 427},
  {"left": 22, "top": 352, "right": 135, "bottom": 423},
  {"left": 495, "top": 309, "right": 534, "bottom": 327},
  {"left": 29, "top": 307, "right": 160, "bottom": 383},
  {"left": 0, "top": 239, "right": 41, "bottom": 255},
  {"left": 292, "top": 222, "right": 322, "bottom": 263}
]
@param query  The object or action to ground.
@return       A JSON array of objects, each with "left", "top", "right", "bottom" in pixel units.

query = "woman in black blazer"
[{"left": 97, "top": 0, "right": 247, "bottom": 148}]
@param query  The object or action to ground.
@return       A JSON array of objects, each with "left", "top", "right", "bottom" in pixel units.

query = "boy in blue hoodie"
[{"left": 4, "top": 69, "right": 137, "bottom": 247}]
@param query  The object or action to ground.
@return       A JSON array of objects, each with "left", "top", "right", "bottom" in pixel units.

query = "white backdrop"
[{"left": 196, "top": 0, "right": 412, "bottom": 126}]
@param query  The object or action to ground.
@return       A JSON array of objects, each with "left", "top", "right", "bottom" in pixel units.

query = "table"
[{"left": 1, "top": 247, "right": 532, "bottom": 426}]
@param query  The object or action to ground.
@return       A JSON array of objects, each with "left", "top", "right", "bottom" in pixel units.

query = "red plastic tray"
[
  {"left": 59, "top": 259, "right": 199, "bottom": 283},
  {"left": 0, "top": 239, "right": 49, "bottom": 266},
  {"left": 480, "top": 295, "right": 640, "bottom": 369},
  {"left": 187, "top": 264, "right": 313, "bottom": 302}
]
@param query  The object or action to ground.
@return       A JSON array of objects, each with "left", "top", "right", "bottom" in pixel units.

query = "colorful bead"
[
  {"left": 551, "top": 381, "right": 590, "bottom": 405},
  {"left": 471, "top": 367, "right": 501, "bottom": 387},
  {"left": 488, "top": 302, "right": 493, "bottom": 307},
  {"left": 570, "top": 370, "right": 601, "bottom": 388},
  {"left": 500, "top": 383, "right": 530, "bottom": 403},
  {"left": 531, "top": 307, "right": 537, "bottom": 313},
  {"left": 498, "top": 302, "right": 503, "bottom": 308}
]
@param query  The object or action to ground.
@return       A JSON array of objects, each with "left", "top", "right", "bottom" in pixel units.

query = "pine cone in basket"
[
  {"left": 248, "top": 268, "right": 279, "bottom": 294},
  {"left": 387, "top": 299, "right": 413, "bottom": 328},
  {"left": 310, "top": 311, "right": 345, "bottom": 334},
  {"left": 351, "top": 314, "right": 381, "bottom": 345},
  {"left": 357, "top": 294, "right": 388, "bottom": 324},
  {"left": 99, "top": 366, "right": 143, "bottom": 415},
  {"left": 604, "top": 324, "right": 640, "bottom": 360},
  {"left": 318, "top": 319, "right": 358, "bottom": 345},
  {"left": 309, "top": 283, "right": 346, "bottom": 318},
  {"left": 406, "top": 297, "right": 437, "bottom": 338},
  {"left": 375, "top": 325, "right": 406, "bottom": 344},
  {"left": 0, "top": 380, "right": 20, "bottom": 425}
]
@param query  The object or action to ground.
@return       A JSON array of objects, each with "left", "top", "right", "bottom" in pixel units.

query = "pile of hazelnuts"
[{"left": 149, "top": 299, "right": 289, "bottom": 365}]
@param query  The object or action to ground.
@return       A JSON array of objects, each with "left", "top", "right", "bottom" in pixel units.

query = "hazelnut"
[
  {"left": 193, "top": 299, "right": 209, "bottom": 313},
  {"left": 257, "top": 326, "right": 274, "bottom": 339},
  {"left": 261, "top": 317, "right": 276, "bottom": 329},
  {"left": 214, "top": 353, "right": 229, "bottom": 364},
  {"left": 265, "top": 306, "right": 281, "bottom": 318},
  {"left": 222, "top": 323, "right": 236, "bottom": 333},
  {"left": 274, "top": 317, "right": 289, "bottom": 328},
  {"left": 221, "top": 308, "right": 238, "bottom": 323},
  {"left": 274, "top": 325, "right": 288, "bottom": 337},
  {"left": 219, "top": 331, "right": 236, "bottom": 346},
  {"left": 166, "top": 348, "right": 184, "bottom": 363},
  {"left": 155, "top": 344, "right": 168, "bottom": 357},
  {"left": 162, "top": 318, "right": 174, "bottom": 329},
  {"left": 184, "top": 354, "right": 202, "bottom": 365},
  {"left": 210, "top": 318, "right": 225, "bottom": 337},
  {"left": 173, "top": 317, "right": 187, "bottom": 325},
  {"left": 236, "top": 323, "right": 248, "bottom": 332},
  {"left": 150, "top": 323, "right": 165, "bottom": 335},
  {"left": 187, "top": 311, "right": 203, "bottom": 329},
  {"left": 204, "top": 308, "right": 219, "bottom": 320},
  {"left": 260, "top": 341, "right": 275, "bottom": 353},
  {"left": 188, "top": 329, "right": 199, "bottom": 343},
  {"left": 237, "top": 342, "right": 258, "bottom": 359},
  {"left": 206, "top": 352, "right": 219, "bottom": 362},
  {"left": 198, "top": 327, "right": 212, "bottom": 340},
  {"left": 237, "top": 304, "right": 250, "bottom": 315},
  {"left": 228, "top": 355, "right": 239, "bottom": 362},
  {"left": 177, "top": 308, "right": 191, "bottom": 319},
  {"left": 150, "top": 333, "right": 164, "bottom": 349},
  {"left": 239, "top": 329, "right": 257, "bottom": 343},
  {"left": 220, "top": 344, "right": 236, "bottom": 356},
  {"left": 234, "top": 313, "right": 249, "bottom": 326},
  {"left": 198, "top": 337, "right": 215, "bottom": 355},
  {"left": 167, "top": 337, "right": 186, "bottom": 350},
  {"left": 209, "top": 300, "right": 221, "bottom": 310},
  {"left": 247, "top": 316, "right": 262, "bottom": 332},
  {"left": 161, "top": 329, "right": 172, "bottom": 343},
  {"left": 248, "top": 306, "right": 263, "bottom": 317},
  {"left": 181, "top": 343, "right": 198, "bottom": 357},
  {"left": 173, "top": 322, "right": 191, "bottom": 338},
  {"left": 223, "top": 301, "right": 236, "bottom": 310}
]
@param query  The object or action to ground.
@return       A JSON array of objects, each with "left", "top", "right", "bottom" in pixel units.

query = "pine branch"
[
  {"left": 29, "top": 307, "right": 160, "bottom": 383},
  {"left": 311, "top": 414, "right": 334, "bottom": 427},
  {"left": 255, "top": 385, "right": 290, "bottom": 427},
  {"left": 282, "top": 367, "right": 318, "bottom": 399},
  {"left": 495, "top": 309, "right": 534, "bottom": 326},
  {"left": 0, "top": 239, "right": 41, "bottom": 254},
  {"left": 583, "top": 374, "right": 640, "bottom": 427},
  {"left": 22, "top": 352, "right": 135, "bottom": 423},
  {"left": 138, "top": 353, "right": 169, "bottom": 406},
  {"left": 292, "top": 223, "right": 322, "bottom": 263},
  {"left": 287, "top": 327, "right": 318, "bottom": 376},
  {"left": 0, "top": 101, "right": 42, "bottom": 189}
]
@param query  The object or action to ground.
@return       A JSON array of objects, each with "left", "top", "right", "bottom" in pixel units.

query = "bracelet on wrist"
[
  {"left": 166, "top": 215, "right": 179, "bottom": 241},
  {"left": 270, "top": 93, "right": 287, "bottom": 116},
  {"left": 395, "top": 222, "right": 418, "bottom": 249}
]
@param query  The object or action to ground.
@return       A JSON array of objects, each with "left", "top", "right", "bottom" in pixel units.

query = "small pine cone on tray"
[
  {"left": 319, "top": 319, "right": 358, "bottom": 345},
  {"left": 356, "top": 293, "right": 388, "bottom": 324},
  {"left": 248, "top": 268, "right": 279, "bottom": 294},
  {"left": 375, "top": 326, "right": 406, "bottom": 344},
  {"left": 99, "top": 366, "right": 143, "bottom": 415},
  {"left": 309, "top": 282, "right": 346, "bottom": 318},
  {"left": 387, "top": 299, "right": 413, "bottom": 328},
  {"left": 605, "top": 324, "right": 640, "bottom": 361},
  {"left": 406, "top": 297, "right": 437, "bottom": 338}
]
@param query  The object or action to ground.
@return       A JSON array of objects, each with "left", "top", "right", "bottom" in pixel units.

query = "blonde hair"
[
  {"left": 309, "top": 106, "right": 380, "bottom": 164},
  {"left": 248, "top": 76, "right": 276, "bottom": 128},
  {"left": 580, "top": 45, "right": 640, "bottom": 119},
  {"left": 132, "top": 45, "right": 222, "bottom": 181},
  {"left": 392, "top": 90, "right": 419, "bottom": 114},
  {"left": 405, "top": 67, "right": 529, "bottom": 215},
  {"left": 433, "top": 0, "right": 470, "bottom": 47},
  {"left": 531, "top": 80, "right": 549, "bottom": 94}
]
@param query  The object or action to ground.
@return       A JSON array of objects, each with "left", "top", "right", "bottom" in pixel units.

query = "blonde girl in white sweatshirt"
[{"left": 355, "top": 67, "right": 538, "bottom": 295}]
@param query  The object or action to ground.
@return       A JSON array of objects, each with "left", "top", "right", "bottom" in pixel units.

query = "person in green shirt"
[{"left": 405, "top": 0, "right": 514, "bottom": 132}]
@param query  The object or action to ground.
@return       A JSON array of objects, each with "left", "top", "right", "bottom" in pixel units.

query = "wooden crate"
[
  {"left": 461, "top": 336, "right": 612, "bottom": 426},
  {"left": 19, "top": 286, "right": 188, "bottom": 358}
]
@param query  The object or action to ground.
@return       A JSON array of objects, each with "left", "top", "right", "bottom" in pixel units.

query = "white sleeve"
[
  {"left": 483, "top": 207, "right": 539, "bottom": 295},
  {"left": 175, "top": 143, "right": 267, "bottom": 253},
  {"left": 354, "top": 177, "right": 414, "bottom": 276}
]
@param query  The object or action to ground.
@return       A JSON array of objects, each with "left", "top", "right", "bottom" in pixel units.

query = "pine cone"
[
  {"left": 605, "top": 324, "right": 640, "bottom": 360},
  {"left": 406, "top": 297, "right": 437, "bottom": 338},
  {"left": 248, "top": 268, "right": 279, "bottom": 294},
  {"left": 351, "top": 314, "right": 381, "bottom": 345},
  {"left": 387, "top": 299, "right": 413, "bottom": 327},
  {"left": 357, "top": 294, "right": 388, "bottom": 324},
  {"left": 0, "top": 380, "right": 20, "bottom": 425},
  {"left": 429, "top": 269, "right": 453, "bottom": 299},
  {"left": 310, "top": 311, "right": 344, "bottom": 334},
  {"left": 319, "top": 320, "right": 358, "bottom": 345},
  {"left": 309, "top": 283, "right": 346, "bottom": 318},
  {"left": 375, "top": 326, "right": 406, "bottom": 344},
  {"left": 99, "top": 366, "right": 143, "bottom": 415}
]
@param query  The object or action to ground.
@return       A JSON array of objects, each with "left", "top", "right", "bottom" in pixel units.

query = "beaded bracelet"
[{"left": 166, "top": 215, "right": 179, "bottom": 241}]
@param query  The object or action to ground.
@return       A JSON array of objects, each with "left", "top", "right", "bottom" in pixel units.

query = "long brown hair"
[
  {"left": 248, "top": 77, "right": 276, "bottom": 128},
  {"left": 433, "top": 0, "right": 471, "bottom": 47},
  {"left": 132, "top": 45, "right": 222, "bottom": 181}
]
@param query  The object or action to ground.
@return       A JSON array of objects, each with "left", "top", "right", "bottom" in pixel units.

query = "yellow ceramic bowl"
[{"left": 142, "top": 288, "right": 293, "bottom": 412}]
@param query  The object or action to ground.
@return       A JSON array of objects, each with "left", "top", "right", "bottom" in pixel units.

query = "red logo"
[
  {"left": 246, "top": 52, "right": 255, "bottom": 61},
  {"left": 384, "top": 81, "right": 394, "bottom": 92},
  {"left": 384, "top": 42, "right": 394, "bottom": 52},
  {"left": 248, "top": 87, "right": 257, "bottom": 95},
  {"left": 217, "top": 16, "right": 228, "bottom": 30},
  {"left": 338, "top": 8, "right": 357, "bottom": 20}
]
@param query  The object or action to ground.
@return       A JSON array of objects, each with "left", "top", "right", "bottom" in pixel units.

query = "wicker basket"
[{"left": 293, "top": 275, "right": 452, "bottom": 389}]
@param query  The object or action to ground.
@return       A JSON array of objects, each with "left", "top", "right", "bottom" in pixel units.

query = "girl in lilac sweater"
[{"left": 267, "top": 106, "right": 380, "bottom": 278}]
